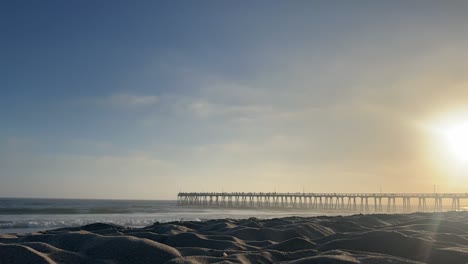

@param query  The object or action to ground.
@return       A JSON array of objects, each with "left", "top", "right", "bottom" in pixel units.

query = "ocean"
[{"left": 0, "top": 198, "right": 345, "bottom": 234}]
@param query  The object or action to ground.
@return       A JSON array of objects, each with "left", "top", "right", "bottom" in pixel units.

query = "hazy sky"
[{"left": 2, "top": 1, "right": 468, "bottom": 199}]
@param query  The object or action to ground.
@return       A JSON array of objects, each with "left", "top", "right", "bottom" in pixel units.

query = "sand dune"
[{"left": 2, "top": 212, "right": 468, "bottom": 263}]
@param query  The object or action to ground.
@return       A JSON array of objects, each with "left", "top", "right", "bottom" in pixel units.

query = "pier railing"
[{"left": 177, "top": 192, "right": 468, "bottom": 212}]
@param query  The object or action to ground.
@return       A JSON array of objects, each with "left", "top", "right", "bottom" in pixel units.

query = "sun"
[{"left": 435, "top": 121, "right": 468, "bottom": 163}]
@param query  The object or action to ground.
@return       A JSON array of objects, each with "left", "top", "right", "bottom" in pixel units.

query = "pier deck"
[{"left": 177, "top": 192, "right": 468, "bottom": 212}]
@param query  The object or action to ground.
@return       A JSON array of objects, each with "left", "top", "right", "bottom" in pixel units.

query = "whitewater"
[{"left": 0, "top": 198, "right": 345, "bottom": 234}]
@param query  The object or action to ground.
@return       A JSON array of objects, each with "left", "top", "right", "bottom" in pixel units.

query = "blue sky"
[{"left": 2, "top": 1, "right": 468, "bottom": 199}]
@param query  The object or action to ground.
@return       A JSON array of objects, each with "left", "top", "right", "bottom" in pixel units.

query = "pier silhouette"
[{"left": 177, "top": 192, "right": 467, "bottom": 212}]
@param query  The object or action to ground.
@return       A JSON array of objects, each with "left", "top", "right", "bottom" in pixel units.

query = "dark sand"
[{"left": 2, "top": 212, "right": 468, "bottom": 263}]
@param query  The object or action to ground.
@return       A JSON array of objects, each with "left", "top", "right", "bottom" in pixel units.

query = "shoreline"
[{"left": 2, "top": 212, "right": 468, "bottom": 263}]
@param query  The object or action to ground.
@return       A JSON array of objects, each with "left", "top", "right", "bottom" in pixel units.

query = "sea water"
[{"left": 0, "top": 198, "right": 347, "bottom": 234}]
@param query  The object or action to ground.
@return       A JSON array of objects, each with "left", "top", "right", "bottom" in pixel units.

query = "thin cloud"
[
  {"left": 83, "top": 93, "right": 160, "bottom": 108},
  {"left": 107, "top": 93, "right": 159, "bottom": 107},
  {"left": 188, "top": 100, "right": 274, "bottom": 118}
]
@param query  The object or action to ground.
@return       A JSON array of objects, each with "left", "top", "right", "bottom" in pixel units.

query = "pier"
[{"left": 177, "top": 192, "right": 468, "bottom": 212}]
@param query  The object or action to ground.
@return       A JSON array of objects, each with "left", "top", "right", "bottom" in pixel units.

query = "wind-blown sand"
[{"left": 2, "top": 212, "right": 468, "bottom": 263}]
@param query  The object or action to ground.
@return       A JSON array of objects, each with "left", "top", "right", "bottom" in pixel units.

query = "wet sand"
[{"left": 1, "top": 212, "right": 468, "bottom": 263}]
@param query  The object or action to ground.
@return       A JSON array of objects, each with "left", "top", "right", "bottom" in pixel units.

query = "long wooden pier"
[{"left": 177, "top": 192, "right": 468, "bottom": 212}]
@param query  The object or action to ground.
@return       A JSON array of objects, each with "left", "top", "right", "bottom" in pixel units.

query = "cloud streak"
[{"left": 85, "top": 93, "right": 160, "bottom": 109}]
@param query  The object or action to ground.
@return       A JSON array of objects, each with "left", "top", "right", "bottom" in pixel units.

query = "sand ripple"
[{"left": 2, "top": 212, "right": 468, "bottom": 263}]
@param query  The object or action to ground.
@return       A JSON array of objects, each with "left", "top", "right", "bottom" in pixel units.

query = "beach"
[
  {"left": 2, "top": 212, "right": 468, "bottom": 263},
  {"left": 4, "top": 1, "right": 468, "bottom": 263}
]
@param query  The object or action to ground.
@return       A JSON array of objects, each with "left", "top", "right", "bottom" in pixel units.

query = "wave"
[
  {"left": 0, "top": 208, "right": 137, "bottom": 215},
  {"left": 0, "top": 217, "right": 203, "bottom": 230},
  {"left": 0, "top": 198, "right": 178, "bottom": 215},
  {"left": 0, "top": 219, "right": 155, "bottom": 229}
]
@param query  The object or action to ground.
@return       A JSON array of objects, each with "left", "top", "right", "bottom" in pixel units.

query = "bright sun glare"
[{"left": 435, "top": 121, "right": 468, "bottom": 163}]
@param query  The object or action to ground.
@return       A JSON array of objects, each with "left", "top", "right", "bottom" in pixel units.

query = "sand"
[{"left": 2, "top": 212, "right": 468, "bottom": 263}]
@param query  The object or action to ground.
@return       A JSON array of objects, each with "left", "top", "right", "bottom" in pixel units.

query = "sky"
[{"left": 2, "top": 1, "right": 468, "bottom": 199}]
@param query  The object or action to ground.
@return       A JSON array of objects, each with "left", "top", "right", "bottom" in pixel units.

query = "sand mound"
[
  {"left": 0, "top": 243, "right": 55, "bottom": 264},
  {"left": 290, "top": 254, "right": 360, "bottom": 264},
  {"left": 4, "top": 231, "right": 180, "bottom": 263},
  {"left": 266, "top": 237, "right": 316, "bottom": 251},
  {"left": 3, "top": 212, "right": 468, "bottom": 263}
]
